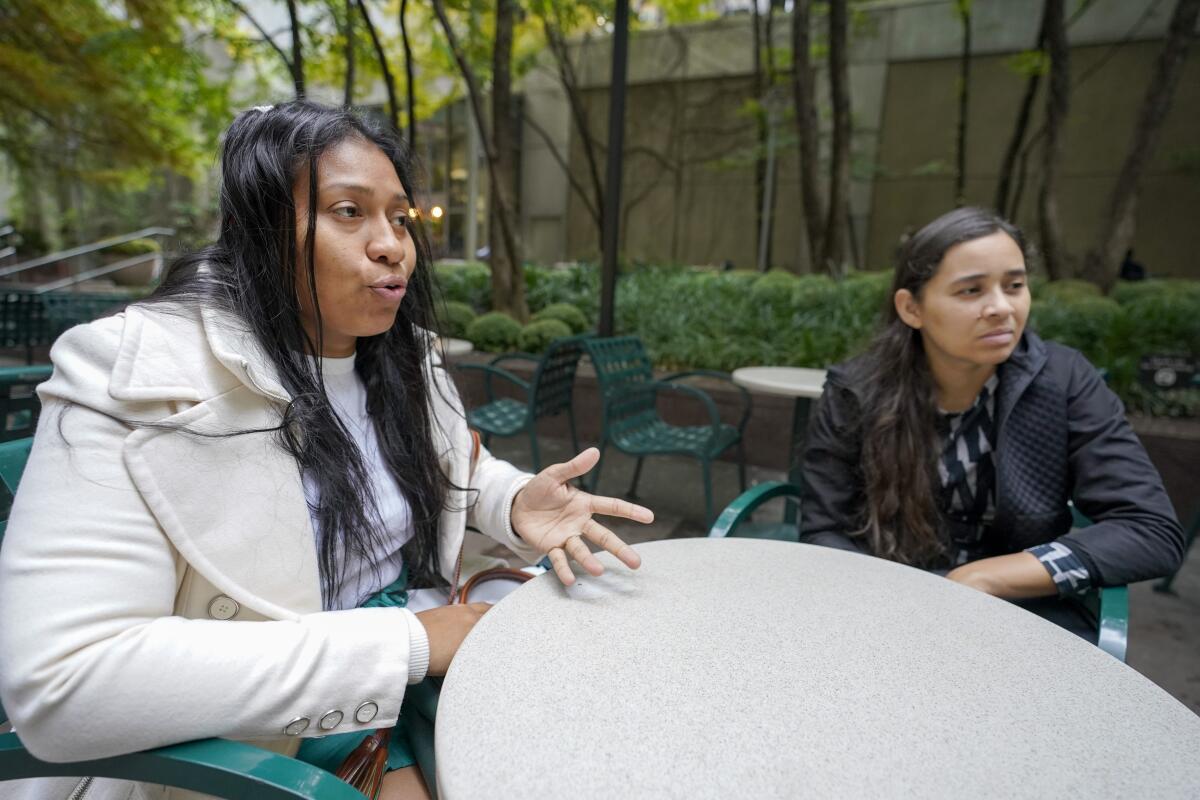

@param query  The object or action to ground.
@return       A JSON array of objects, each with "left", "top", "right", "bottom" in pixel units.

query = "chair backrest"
[
  {"left": 528, "top": 335, "right": 588, "bottom": 420},
  {"left": 584, "top": 336, "right": 658, "bottom": 434},
  {"left": 0, "top": 366, "right": 51, "bottom": 442},
  {"left": 0, "top": 437, "right": 33, "bottom": 542}
]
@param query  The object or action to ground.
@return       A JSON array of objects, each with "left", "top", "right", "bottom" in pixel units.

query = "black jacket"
[{"left": 798, "top": 331, "right": 1184, "bottom": 586}]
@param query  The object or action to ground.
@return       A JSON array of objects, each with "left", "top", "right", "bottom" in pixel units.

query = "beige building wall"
[{"left": 517, "top": 0, "right": 1200, "bottom": 278}]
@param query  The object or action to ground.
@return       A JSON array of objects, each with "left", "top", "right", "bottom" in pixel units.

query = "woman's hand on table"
[
  {"left": 511, "top": 447, "right": 654, "bottom": 586},
  {"left": 415, "top": 603, "right": 491, "bottom": 676},
  {"left": 945, "top": 552, "right": 1056, "bottom": 600}
]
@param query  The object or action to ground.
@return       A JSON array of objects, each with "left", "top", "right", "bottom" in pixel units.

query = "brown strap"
[{"left": 457, "top": 566, "right": 534, "bottom": 604}]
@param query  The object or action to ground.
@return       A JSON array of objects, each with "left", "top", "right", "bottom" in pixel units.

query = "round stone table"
[
  {"left": 436, "top": 538, "right": 1200, "bottom": 799},
  {"left": 438, "top": 337, "right": 474, "bottom": 358}
]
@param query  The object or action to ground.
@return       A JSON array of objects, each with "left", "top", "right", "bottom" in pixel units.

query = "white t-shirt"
[{"left": 301, "top": 353, "right": 429, "bottom": 682}]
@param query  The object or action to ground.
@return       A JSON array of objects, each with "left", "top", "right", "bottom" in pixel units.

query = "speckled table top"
[{"left": 436, "top": 538, "right": 1200, "bottom": 799}]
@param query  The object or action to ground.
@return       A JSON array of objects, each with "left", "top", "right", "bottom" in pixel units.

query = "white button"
[
  {"left": 319, "top": 710, "right": 344, "bottom": 730},
  {"left": 283, "top": 717, "right": 310, "bottom": 736},
  {"left": 207, "top": 595, "right": 239, "bottom": 621},
  {"left": 354, "top": 701, "right": 378, "bottom": 724}
]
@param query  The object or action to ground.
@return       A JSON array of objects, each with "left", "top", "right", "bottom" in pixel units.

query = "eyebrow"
[
  {"left": 322, "top": 182, "right": 409, "bottom": 204},
  {"left": 950, "top": 268, "right": 1027, "bottom": 286}
]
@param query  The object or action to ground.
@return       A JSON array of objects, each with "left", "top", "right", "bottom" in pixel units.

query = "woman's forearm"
[{"left": 945, "top": 552, "right": 1056, "bottom": 599}]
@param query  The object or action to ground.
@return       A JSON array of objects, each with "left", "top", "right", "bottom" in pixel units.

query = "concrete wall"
[{"left": 517, "top": 0, "right": 1200, "bottom": 276}]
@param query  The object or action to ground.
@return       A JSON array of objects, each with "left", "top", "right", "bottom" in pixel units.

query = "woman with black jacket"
[{"left": 799, "top": 207, "right": 1183, "bottom": 637}]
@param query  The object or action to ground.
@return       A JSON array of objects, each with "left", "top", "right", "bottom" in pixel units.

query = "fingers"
[
  {"left": 542, "top": 447, "right": 601, "bottom": 484},
  {"left": 564, "top": 535, "right": 604, "bottom": 576},
  {"left": 547, "top": 547, "right": 576, "bottom": 587},
  {"left": 582, "top": 519, "right": 642, "bottom": 570},
  {"left": 588, "top": 493, "right": 655, "bottom": 524}
]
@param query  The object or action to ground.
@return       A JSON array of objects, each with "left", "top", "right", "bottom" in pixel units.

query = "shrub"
[
  {"left": 108, "top": 238, "right": 161, "bottom": 256},
  {"left": 532, "top": 302, "right": 589, "bottom": 334},
  {"left": 466, "top": 312, "right": 521, "bottom": 353},
  {"left": 437, "top": 301, "right": 476, "bottom": 339},
  {"left": 1036, "top": 279, "right": 1101, "bottom": 302},
  {"left": 1030, "top": 295, "right": 1123, "bottom": 367},
  {"left": 518, "top": 319, "right": 573, "bottom": 353},
  {"left": 1110, "top": 279, "right": 1200, "bottom": 306},
  {"left": 434, "top": 261, "right": 491, "bottom": 311}
]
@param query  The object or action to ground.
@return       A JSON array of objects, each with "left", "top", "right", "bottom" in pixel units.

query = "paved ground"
[{"left": 473, "top": 433, "right": 1200, "bottom": 715}]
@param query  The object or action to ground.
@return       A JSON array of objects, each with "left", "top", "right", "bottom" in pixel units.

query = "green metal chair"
[
  {"left": 0, "top": 437, "right": 370, "bottom": 799},
  {"left": 584, "top": 336, "right": 751, "bottom": 525},
  {"left": 710, "top": 481, "right": 1130, "bottom": 662},
  {"left": 0, "top": 365, "right": 52, "bottom": 443},
  {"left": 458, "top": 335, "right": 590, "bottom": 472}
]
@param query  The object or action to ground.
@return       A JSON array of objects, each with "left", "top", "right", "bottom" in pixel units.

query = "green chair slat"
[
  {"left": 468, "top": 397, "right": 530, "bottom": 436},
  {"left": 0, "top": 366, "right": 52, "bottom": 442}
]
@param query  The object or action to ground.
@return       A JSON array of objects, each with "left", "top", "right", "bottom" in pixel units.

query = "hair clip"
[{"left": 250, "top": 104, "right": 274, "bottom": 113}]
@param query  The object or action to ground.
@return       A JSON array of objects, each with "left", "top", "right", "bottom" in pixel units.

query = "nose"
[
  {"left": 981, "top": 286, "right": 1014, "bottom": 319},
  {"left": 365, "top": 216, "right": 405, "bottom": 266}
]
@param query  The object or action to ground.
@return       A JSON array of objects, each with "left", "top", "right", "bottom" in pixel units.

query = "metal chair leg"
[
  {"left": 588, "top": 440, "right": 607, "bottom": 493},
  {"left": 736, "top": 441, "right": 747, "bottom": 492},
  {"left": 482, "top": 432, "right": 492, "bottom": 448},
  {"left": 627, "top": 457, "right": 644, "bottom": 499},
  {"left": 702, "top": 459, "right": 714, "bottom": 527},
  {"left": 528, "top": 426, "right": 541, "bottom": 473}
]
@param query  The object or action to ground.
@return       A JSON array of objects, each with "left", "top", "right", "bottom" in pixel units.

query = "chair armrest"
[
  {"left": 635, "top": 380, "right": 724, "bottom": 437},
  {"left": 455, "top": 363, "right": 530, "bottom": 402},
  {"left": 1096, "top": 586, "right": 1128, "bottom": 663},
  {"left": 489, "top": 352, "right": 540, "bottom": 367},
  {"left": 0, "top": 732, "right": 367, "bottom": 800},
  {"left": 660, "top": 370, "right": 753, "bottom": 432},
  {"left": 709, "top": 481, "right": 802, "bottom": 538}
]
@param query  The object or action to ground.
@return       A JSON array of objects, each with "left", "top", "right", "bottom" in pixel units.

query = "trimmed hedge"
[
  {"left": 436, "top": 263, "right": 1198, "bottom": 416},
  {"left": 437, "top": 301, "right": 477, "bottom": 339},
  {"left": 466, "top": 311, "right": 521, "bottom": 353},
  {"left": 532, "top": 302, "right": 589, "bottom": 334},
  {"left": 518, "top": 319, "right": 573, "bottom": 353}
]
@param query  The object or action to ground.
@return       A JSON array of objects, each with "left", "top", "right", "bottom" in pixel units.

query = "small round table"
[
  {"left": 435, "top": 538, "right": 1200, "bottom": 799},
  {"left": 731, "top": 367, "right": 827, "bottom": 518}
]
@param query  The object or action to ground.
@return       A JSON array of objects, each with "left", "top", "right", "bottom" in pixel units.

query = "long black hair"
[
  {"left": 145, "top": 101, "right": 452, "bottom": 605},
  {"left": 852, "top": 207, "right": 1032, "bottom": 566}
]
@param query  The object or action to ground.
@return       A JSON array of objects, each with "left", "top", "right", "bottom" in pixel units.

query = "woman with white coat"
[{"left": 0, "top": 101, "right": 653, "bottom": 799}]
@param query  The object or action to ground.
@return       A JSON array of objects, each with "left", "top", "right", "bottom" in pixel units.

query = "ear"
[{"left": 894, "top": 288, "right": 923, "bottom": 330}]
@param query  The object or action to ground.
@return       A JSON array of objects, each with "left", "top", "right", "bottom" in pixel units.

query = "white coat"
[{"left": 0, "top": 302, "right": 537, "bottom": 797}]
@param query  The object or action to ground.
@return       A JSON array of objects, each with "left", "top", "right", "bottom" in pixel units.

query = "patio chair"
[
  {"left": 710, "top": 482, "right": 1129, "bottom": 662},
  {"left": 458, "top": 335, "right": 589, "bottom": 472},
  {"left": 584, "top": 336, "right": 751, "bottom": 525},
  {"left": 0, "top": 436, "right": 370, "bottom": 799},
  {"left": 0, "top": 365, "right": 52, "bottom": 443}
]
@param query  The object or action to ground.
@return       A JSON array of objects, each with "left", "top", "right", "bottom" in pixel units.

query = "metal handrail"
[
  {"left": 34, "top": 252, "right": 159, "bottom": 293},
  {"left": 0, "top": 227, "right": 174, "bottom": 279}
]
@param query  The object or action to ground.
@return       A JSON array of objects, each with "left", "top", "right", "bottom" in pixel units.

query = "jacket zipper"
[
  {"left": 67, "top": 777, "right": 93, "bottom": 800},
  {"left": 447, "top": 542, "right": 465, "bottom": 604}
]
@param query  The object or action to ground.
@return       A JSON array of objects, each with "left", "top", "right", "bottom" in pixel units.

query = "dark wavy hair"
[
  {"left": 852, "top": 206, "right": 1032, "bottom": 566},
  {"left": 144, "top": 101, "right": 452, "bottom": 605}
]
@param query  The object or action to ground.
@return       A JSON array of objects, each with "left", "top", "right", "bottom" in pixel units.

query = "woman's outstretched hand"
[{"left": 511, "top": 447, "right": 654, "bottom": 586}]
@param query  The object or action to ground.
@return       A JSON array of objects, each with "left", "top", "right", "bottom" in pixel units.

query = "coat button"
[
  {"left": 283, "top": 717, "right": 310, "bottom": 736},
  {"left": 207, "top": 595, "right": 239, "bottom": 620},
  {"left": 354, "top": 701, "right": 378, "bottom": 724},
  {"left": 319, "top": 710, "right": 344, "bottom": 731}
]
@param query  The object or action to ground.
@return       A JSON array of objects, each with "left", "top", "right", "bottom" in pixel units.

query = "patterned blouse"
[{"left": 935, "top": 373, "right": 1092, "bottom": 595}]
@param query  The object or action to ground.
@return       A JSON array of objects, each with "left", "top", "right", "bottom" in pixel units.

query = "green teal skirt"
[{"left": 296, "top": 568, "right": 435, "bottom": 774}]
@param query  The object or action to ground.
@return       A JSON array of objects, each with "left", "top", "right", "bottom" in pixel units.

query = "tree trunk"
[
  {"left": 342, "top": 0, "right": 355, "bottom": 106},
  {"left": 790, "top": 0, "right": 823, "bottom": 272},
  {"left": 400, "top": 0, "right": 416, "bottom": 151},
  {"left": 954, "top": 0, "right": 972, "bottom": 207},
  {"left": 356, "top": 0, "right": 398, "bottom": 131},
  {"left": 543, "top": 20, "right": 605, "bottom": 253},
  {"left": 821, "top": 0, "right": 852, "bottom": 275},
  {"left": 430, "top": 0, "right": 526, "bottom": 319},
  {"left": 285, "top": 0, "right": 305, "bottom": 98},
  {"left": 489, "top": 0, "right": 527, "bottom": 319},
  {"left": 751, "top": 0, "right": 768, "bottom": 270},
  {"left": 1085, "top": 0, "right": 1200, "bottom": 289},
  {"left": 1037, "top": 0, "right": 1068, "bottom": 279},
  {"left": 994, "top": 6, "right": 1048, "bottom": 217}
]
